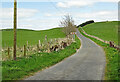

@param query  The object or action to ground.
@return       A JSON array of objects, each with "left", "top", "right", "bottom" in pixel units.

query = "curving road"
[{"left": 25, "top": 29, "right": 106, "bottom": 80}]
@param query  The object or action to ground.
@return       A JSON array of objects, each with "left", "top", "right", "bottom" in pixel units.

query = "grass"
[
  {"left": 2, "top": 28, "right": 66, "bottom": 47},
  {"left": 2, "top": 35, "right": 81, "bottom": 80},
  {"left": 83, "top": 21, "right": 119, "bottom": 44},
  {"left": 79, "top": 28, "right": 119, "bottom": 80}
]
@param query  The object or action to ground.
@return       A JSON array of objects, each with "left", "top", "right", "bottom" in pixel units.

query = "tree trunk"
[{"left": 13, "top": 0, "right": 17, "bottom": 60}]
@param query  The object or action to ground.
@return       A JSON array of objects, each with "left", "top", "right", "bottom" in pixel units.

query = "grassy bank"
[
  {"left": 2, "top": 28, "right": 66, "bottom": 47},
  {"left": 79, "top": 28, "right": 119, "bottom": 80},
  {"left": 83, "top": 21, "right": 118, "bottom": 44},
  {"left": 2, "top": 35, "right": 81, "bottom": 80}
]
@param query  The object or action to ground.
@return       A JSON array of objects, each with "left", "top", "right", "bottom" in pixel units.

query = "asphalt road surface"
[{"left": 25, "top": 29, "right": 106, "bottom": 80}]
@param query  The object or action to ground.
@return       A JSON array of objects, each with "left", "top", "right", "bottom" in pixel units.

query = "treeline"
[
  {"left": 77, "top": 20, "right": 94, "bottom": 28},
  {"left": 1, "top": 29, "right": 34, "bottom": 31}
]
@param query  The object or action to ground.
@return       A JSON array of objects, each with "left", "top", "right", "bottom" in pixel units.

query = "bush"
[{"left": 77, "top": 20, "right": 94, "bottom": 28}]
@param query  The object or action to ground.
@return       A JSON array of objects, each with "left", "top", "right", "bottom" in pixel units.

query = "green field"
[
  {"left": 2, "top": 28, "right": 66, "bottom": 47},
  {"left": 83, "top": 21, "right": 119, "bottom": 44},
  {"left": 2, "top": 35, "right": 81, "bottom": 80},
  {"left": 2, "top": 27, "right": 81, "bottom": 80}
]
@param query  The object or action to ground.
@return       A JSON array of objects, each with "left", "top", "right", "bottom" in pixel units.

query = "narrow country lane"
[{"left": 25, "top": 29, "right": 106, "bottom": 80}]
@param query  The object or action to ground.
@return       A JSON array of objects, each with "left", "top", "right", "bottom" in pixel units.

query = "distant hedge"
[
  {"left": 1, "top": 29, "right": 34, "bottom": 31},
  {"left": 77, "top": 20, "right": 94, "bottom": 28}
]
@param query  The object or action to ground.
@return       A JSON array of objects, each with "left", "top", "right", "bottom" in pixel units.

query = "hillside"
[
  {"left": 82, "top": 21, "right": 119, "bottom": 44},
  {"left": 2, "top": 28, "right": 66, "bottom": 47},
  {"left": 2, "top": 28, "right": 81, "bottom": 80}
]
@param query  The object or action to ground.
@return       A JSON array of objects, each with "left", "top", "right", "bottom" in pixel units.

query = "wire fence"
[
  {"left": 1, "top": 35, "right": 75, "bottom": 61},
  {"left": 81, "top": 28, "right": 120, "bottom": 51}
]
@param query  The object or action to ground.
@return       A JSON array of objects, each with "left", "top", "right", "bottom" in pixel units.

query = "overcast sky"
[{"left": 0, "top": 0, "right": 119, "bottom": 30}]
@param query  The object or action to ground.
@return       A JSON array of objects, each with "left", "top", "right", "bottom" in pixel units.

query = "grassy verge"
[
  {"left": 79, "top": 28, "right": 119, "bottom": 80},
  {"left": 2, "top": 35, "right": 81, "bottom": 80},
  {"left": 83, "top": 21, "right": 118, "bottom": 44}
]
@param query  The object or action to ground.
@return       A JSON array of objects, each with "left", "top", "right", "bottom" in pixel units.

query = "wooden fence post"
[
  {"left": 37, "top": 44, "right": 39, "bottom": 52},
  {"left": 39, "top": 40, "right": 41, "bottom": 46},
  {"left": 47, "top": 42, "right": 50, "bottom": 53},
  {"left": 50, "top": 39, "right": 52, "bottom": 43},
  {"left": 24, "top": 45, "right": 26, "bottom": 57},
  {"left": 27, "top": 41, "right": 28, "bottom": 46},
  {"left": 8, "top": 47, "right": 10, "bottom": 59},
  {"left": 45, "top": 35, "right": 47, "bottom": 43}
]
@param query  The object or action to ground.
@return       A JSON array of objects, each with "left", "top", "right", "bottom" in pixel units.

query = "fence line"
[
  {"left": 81, "top": 28, "right": 120, "bottom": 51},
  {"left": 24, "top": 45, "right": 26, "bottom": 57},
  {"left": 1, "top": 36, "right": 75, "bottom": 61}
]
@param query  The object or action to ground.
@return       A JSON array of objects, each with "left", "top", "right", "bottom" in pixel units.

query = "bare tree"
[
  {"left": 13, "top": 0, "right": 17, "bottom": 60},
  {"left": 60, "top": 15, "right": 76, "bottom": 36}
]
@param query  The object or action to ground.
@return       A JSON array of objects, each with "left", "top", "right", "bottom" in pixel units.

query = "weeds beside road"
[{"left": 2, "top": 35, "right": 81, "bottom": 80}]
